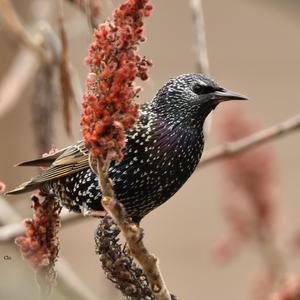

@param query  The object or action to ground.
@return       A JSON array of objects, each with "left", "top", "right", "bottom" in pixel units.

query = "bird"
[{"left": 7, "top": 73, "right": 247, "bottom": 223}]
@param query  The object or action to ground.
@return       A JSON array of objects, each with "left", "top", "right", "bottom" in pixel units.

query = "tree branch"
[
  {"left": 0, "top": 196, "right": 98, "bottom": 300},
  {"left": 199, "top": 113, "right": 300, "bottom": 168},
  {"left": 0, "top": 0, "right": 51, "bottom": 63},
  {"left": 96, "top": 161, "right": 172, "bottom": 300},
  {"left": 0, "top": 208, "right": 81, "bottom": 242},
  {"left": 56, "top": 0, "right": 74, "bottom": 136},
  {"left": 0, "top": 49, "right": 40, "bottom": 118},
  {"left": 190, "top": 0, "right": 211, "bottom": 135},
  {"left": 190, "top": 0, "right": 209, "bottom": 75},
  {"left": 0, "top": 196, "right": 20, "bottom": 224},
  {"left": 101, "top": 197, "right": 172, "bottom": 300},
  {"left": 65, "top": 0, "right": 101, "bottom": 29}
]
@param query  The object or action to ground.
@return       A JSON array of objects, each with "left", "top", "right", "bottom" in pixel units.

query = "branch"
[
  {"left": 0, "top": 49, "right": 40, "bottom": 118},
  {"left": 190, "top": 0, "right": 211, "bottom": 135},
  {"left": 0, "top": 208, "right": 81, "bottom": 242},
  {"left": 254, "top": 222, "right": 286, "bottom": 286},
  {"left": 56, "top": 259, "right": 100, "bottom": 300},
  {"left": 96, "top": 161, "right": 172, "bottom": 300},
  {"left": 190, "top": 0, "right": 209, "bottom": 75},
  {"left": 0, "top": 0, "right": 51, "bottom": 63},
  {"left": 95, "top": 215, "right": 155, "bottom": 299},
  {"left": 65, "top": 0, "right": 101, "bottom": 29},
  {"left": 199, "top": 113, "right": 300, "bottom": 168},
  {"left": 0, "top": 197, "right": 98, "bottom": 300},
  {"left": 56, "top": 0, "right": 74, "bottom": 136},
  {"left": 0, "top": 196, "right": 20, "bottom": 224},
  {"left": 0, "top": 8, "right": 61, "bottom": 118}
]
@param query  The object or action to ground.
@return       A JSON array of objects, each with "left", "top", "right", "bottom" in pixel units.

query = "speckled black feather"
[{"left": 7, "top": 74, "right": 246, "bottom": 223}]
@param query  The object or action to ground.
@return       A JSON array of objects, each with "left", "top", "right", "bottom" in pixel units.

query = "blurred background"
[{"left": 0, "top": 0, "right": 299, "bottom": 299}]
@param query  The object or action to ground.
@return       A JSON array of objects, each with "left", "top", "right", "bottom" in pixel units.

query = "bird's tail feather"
[
  {"left": 5, "top": 180, "right": 39, "bottom": 195},
  {"left": 15, "top": 148, "right": 66, "bottom": 167}
]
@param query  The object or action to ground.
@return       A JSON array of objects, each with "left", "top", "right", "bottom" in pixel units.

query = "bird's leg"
[
  {"left": 85, "top": 210, "right": 107, "bottom": 218},
  {"left": 81, "top": 203, "right": 107, "bottom": 217}
]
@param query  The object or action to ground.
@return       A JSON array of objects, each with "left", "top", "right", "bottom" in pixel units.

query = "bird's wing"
[
  {"left": 16, "top": 147, "right": 68, "bottom": 167},
  {"left": 30, "top": 141, "right": 90, "bottom": 184},
  {"left": 6, "top": 141, "right": 90, "bottom": 195},
  {"left": 7, "top": 103, "right": 151, "bottom": 195}
]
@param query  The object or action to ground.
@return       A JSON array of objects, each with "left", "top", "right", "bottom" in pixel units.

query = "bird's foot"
[
  {"left": 85, "top": 210, "right": 107, "bottom": 218},
  {"left": 81, "top": 203, "right": 106, "bottom": 218}
]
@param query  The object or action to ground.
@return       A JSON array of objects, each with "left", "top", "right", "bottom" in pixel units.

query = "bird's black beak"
[{"left": 211, "top": 89, "right": 248, "bottom": 103}]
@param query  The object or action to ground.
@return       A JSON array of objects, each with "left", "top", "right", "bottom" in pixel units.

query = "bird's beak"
[{"left": 212, "top": 89, "right": 248, "bottom": 103}]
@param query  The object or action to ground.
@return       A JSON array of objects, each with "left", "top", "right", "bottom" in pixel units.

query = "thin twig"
[
  {"left": 56, "top": 0, "right": 74, "bottom": 136},
  {"left": 190, "top": 0, "right": 211, "bottom": 135},
  {"left": 190, "top": 0, "right": 209, "bottom": 75},
  {"left": 254, "top": 224, "right": 286, "bottom": 285},
  {"left": 101, "top": 197, "right": 172, "bottom": 300},
  {"left": 96, "top": 161, "right": 172, "bottom": 300},
  {"left": 0, "top": 49, "right": 40, "bottom": 118},
  {"left": 0, "top": 198, "right": 98, "bottom": 300},
  {"left": 0, "top": 0, "right": 50, "bottom": 63},
  {"left": 95, "top": 216, "right": 155, "bottom": 299},
  {"left": 31, "top": 65, "right": 56, "bottom": 154},
  {"left": 56, "top": 259, "right": 100, "bottom": 300},
  {"left": 0, "top": 196, "right": 20, "bottom": 224},
  {"left": 199, "top": 113, "right": 300, "bottom": 168},
  {"left": 0, "top": 208, "right": 81, "bottom": 242},
  {"left": 66, "top": 0, "right": 101, "bottom": 29}
]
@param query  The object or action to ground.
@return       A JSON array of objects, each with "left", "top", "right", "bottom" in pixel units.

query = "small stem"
[
  {"left": 190, "top": 0, "right": 210, "bottom": 75},
  {"left": 100, "top": 196, "right": 172, "bottom": 300},
  {"left": 94, "top": 158, "right": 172, "bottom": 300},
  {"left": 0, "top": 0, "right": 50, "bottom": 63},
  {"left": 0, "top": 209, "right": 80, "bottom": 242},
  {"left": 0, "top": 197, "right": 97, "bottom": 300},
  {"left": 199, "top": 113, "right": 300, "bottom": 168},
  {"left": 96, "top": 160, "right": 115, "bottom": 198},
  {"left": 254, "top": 224, "right": 286, "bottom": 285},
  {"left": 0, "top": 49, "right": 40, "bottom": 117}
]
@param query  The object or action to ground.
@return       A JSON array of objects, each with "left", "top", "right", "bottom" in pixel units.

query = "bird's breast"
[{"left": 111, "top": 121, "right": 205, "bottom": 218}]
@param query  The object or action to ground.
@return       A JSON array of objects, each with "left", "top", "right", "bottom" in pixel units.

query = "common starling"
[{"left": 7, "top": 74, "right": 247, "bottom": 223}]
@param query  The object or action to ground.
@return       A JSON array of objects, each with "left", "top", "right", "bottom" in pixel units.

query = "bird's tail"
[
  {"left": 6, "top": 180, "right": 40, "bottom": 195},
  {"left": 6, "top": 149, "right": 67, "bottom": 195},
  {"left": 15, "top": 148, "right": 66, "bottom": 167}
]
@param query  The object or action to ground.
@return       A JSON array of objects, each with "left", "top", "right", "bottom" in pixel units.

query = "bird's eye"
[{"left": 192, "top": 83, "right": 216, "bottom": 95}]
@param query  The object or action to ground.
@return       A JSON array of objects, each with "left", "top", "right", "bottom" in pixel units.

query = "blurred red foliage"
[
  {"left": 269, "top": 276, "right": 300, "bottom": 300},
  {"left": 0, "top": 181, "right": 6, "bottom": 193},
  {"left": 213, "top": 106, "right": 281, "bottom": 262}
]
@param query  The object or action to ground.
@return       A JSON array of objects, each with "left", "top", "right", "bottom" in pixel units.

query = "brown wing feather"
[
  {"left": 6, "top": 141, "right": 90, "bottom": 195},
  {"left": 15, "top": 147, "right": 67, "bottom": 167},
  {"left": 28, "top": 141, "right": 89, "bottom": 183}
]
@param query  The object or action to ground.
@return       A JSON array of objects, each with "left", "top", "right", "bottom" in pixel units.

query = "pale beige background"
[{"left": 0, "top": 0, "right": 299, "bottom": 299}]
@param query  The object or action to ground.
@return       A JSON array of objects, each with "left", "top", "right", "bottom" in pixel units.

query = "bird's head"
[{"left": 152, "top": 73, "right": 247, "bottom": 128}]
